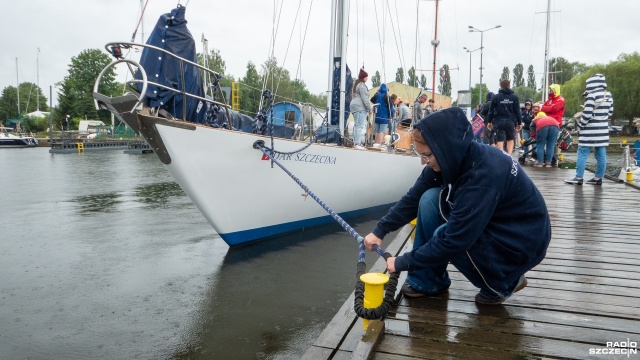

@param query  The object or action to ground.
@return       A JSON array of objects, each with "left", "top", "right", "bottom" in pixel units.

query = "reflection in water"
[
  {"left": 74, "top": 192, "right": 122, "bottom": 214},
  {"left": 72, "top": 182, "right": 186, "bottom": 215},
  {"left": 170, "top": 209, "right": 394, "bottom": 359},
  {"left": 135, "top": 181, "right": 185, "bottom": 208}
]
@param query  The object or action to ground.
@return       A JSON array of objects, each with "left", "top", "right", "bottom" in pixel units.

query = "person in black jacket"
[
  {"left": 363, "top": 108, "right": 551, "bottom": 304},
  {"left": 487, "top": 79, "right": 522, "bottom": 155},
  {"left": 521, "top": 99, "right": 534, "bottom": 159},
  {"left": 479, "top": 92, "right": 494, "bottom": 145}
]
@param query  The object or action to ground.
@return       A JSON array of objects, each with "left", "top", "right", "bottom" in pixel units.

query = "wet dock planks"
[{"left": 304, "top": 166, "right": 640, "bottom": 359}]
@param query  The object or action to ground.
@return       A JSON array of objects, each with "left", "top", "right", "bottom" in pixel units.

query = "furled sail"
[{"left": 136, "top": 5, "right": 206, "bottom": 123}]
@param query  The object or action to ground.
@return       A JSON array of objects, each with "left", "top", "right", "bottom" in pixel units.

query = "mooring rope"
[{"left": 253, "top": 140, "right": 400, "bottom": 320}]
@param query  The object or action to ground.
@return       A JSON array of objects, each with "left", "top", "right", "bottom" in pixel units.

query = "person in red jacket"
[
  {"left": 531, "top": 112, "right": 560, "bottom": 167},
  {"left": 541, "top": 84, "right": 565, "bottom": 126}
]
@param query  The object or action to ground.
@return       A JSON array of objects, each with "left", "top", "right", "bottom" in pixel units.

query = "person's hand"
[
  {"left": 363, "top": 233, "right": 382, "bottom": 252},
  {"left": 386, "top": 256, "right": 397, "bottom": 273},
  {"left": 487, "top": 123, "right": 493, "bottom": 131}
]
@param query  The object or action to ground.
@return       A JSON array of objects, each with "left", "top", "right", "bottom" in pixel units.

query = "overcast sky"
[{"left": 3, "top": 0, "right": 639, "bottom": 109}]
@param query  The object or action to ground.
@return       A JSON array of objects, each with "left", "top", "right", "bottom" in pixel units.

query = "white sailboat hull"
[{"left": 150, "top": 119, "right": 423, "bottom": 245}]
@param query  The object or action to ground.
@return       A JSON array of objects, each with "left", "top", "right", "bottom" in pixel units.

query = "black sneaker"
[
  {"left": 564, "top": 177, "right": 583, "bottom": 185},
  {"left": 475, "top": 276, "right": 528, "bottom": 305},
  {"left": 585, "top": 178, "right": 603, "bottom": 185},
  {"left": 401, "top": 283, "right": 448, "bottom": 298}
]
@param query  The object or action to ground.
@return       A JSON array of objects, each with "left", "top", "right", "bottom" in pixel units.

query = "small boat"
[
  {"left": 0, "top": 127, "right": 38, "bottom": 148},
  {"left": 93, "top": 4, "right": 423, "bottom": 246}
]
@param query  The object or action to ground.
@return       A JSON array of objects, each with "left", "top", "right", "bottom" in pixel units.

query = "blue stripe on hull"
[{"left": 219, "top": 203, "right": 396, "bottom": 246}]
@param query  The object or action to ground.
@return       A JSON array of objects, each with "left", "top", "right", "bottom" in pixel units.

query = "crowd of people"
[
  {"left": 349, "top": 68, "right": 439, "bottom": 149},
  {"left": 475, "top": 78, "right": 566, "bottom": 167},
  {"left": 350, "top": 68, "right": 615, "bottom": 188}
]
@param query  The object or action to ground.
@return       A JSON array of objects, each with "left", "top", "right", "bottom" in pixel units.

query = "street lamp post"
[
  {"left": 463, "top": 47, "right": 481, "bottom": 91},
  {"left": 469, "top": 25, "right": 501, "bottom": 106}
]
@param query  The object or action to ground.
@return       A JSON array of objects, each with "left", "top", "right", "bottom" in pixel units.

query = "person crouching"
[{"left": 363, "top": 107, "right": 551, "bottom": 304}]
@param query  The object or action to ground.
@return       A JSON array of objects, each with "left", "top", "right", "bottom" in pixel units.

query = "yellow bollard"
[
  {"left": 558, "top": 153, "right": 564, "bottom": 162},
  {"left": 410, "top": 218, "right": 417, "bottom": 241},
  {"left": 627, "top": 171, "right": 633, "bottom": 183},
  {"left": 360, "top": 272, "right": 389, "bottom": 331}
]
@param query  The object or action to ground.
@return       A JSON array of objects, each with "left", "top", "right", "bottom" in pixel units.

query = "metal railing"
[{"left": 94, "top": 41, "right": 233, "bottom": 123}]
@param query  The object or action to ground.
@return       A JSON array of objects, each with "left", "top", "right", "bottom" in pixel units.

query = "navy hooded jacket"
[
  {"left": 372, "top": 108, "right": 551, "bottom": 290},
  {"left": 487, "top": 87, "right": 522, "bottom": 125}
]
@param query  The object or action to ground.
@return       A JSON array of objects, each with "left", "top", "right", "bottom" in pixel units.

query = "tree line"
[
  {"left": 1, "top": 50, "right": 639, "bottom": 132},
  {"left": 0, "top": 48, "right": 327, "bottom": 132}
]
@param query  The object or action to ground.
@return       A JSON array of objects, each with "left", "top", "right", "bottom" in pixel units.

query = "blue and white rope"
[{"left": 253, "top": 140, "right": 387, "bottom": 261}]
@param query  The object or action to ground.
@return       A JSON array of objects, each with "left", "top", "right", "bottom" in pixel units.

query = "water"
[{"left": 0, "top": 148, "right": 391, "bottom": 359}]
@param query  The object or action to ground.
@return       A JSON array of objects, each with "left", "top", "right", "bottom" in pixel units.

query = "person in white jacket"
[{"left": 564, "top": 74, "right": 614, "bottom": 185}]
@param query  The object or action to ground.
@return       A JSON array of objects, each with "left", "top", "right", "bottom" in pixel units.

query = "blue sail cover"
[
  {"left": 136, "top": 5, "right": 205, "bottom": 123},
  {"left": 330, "top": 57, "right": 353, "bottom": 126}
]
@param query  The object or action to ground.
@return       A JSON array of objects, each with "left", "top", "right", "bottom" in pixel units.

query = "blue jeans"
[
  {"left": 374, "top": 123, "right": 388, "bottom": 135},
  {"left": 406, "top": 188, "right": 514, "bottom": 298},
  {"left": 389, "top": 120, "right": 396, "bottom": 137},
  {"left": 576, "top": 146, "right": 607, "bottom": 179},
  {"left": 535, "top": 126, "right": 560, "bottom": 163},
  {"left": 522, "top": 129, "right": 531, "bottom": 154},
  {"left": 352, "top": 110, "right": 368, "bottom": 145}
]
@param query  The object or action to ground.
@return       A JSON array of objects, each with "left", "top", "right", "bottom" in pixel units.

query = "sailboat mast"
[
  {"left": 16, "top": 57, "right": 20, "bottom": 116},
  {"left": 431, "top": 0, "right": 439, "bottom": 101},
  {"left": 37, "top": 48, "right": 40, "bottom": 111},
  {"left": 542, "top": 0, "right": 551, "bottom": 100},
  {"left": 338, "top": 0, "right": 349, "bottom": 137},
  {"left": 327, "top": 0, "right": 349, "bottom": 138},
  {"left": 326, "top": 0, "right": 337, "bottom": 116}
]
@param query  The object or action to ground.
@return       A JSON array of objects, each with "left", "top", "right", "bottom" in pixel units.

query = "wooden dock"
[{"left": 304, "top": 165, "right": 640, "bottom": 359}]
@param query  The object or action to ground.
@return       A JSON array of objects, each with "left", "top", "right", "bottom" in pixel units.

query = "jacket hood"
[
  {"left": 524, "top": 98, "right": 533, "bottom": 105},
  {"left": 377, "top": 83, "right": 388, "bottom": 105},
  {"left": 549, "top": 84, "right": 561, "bottom": 97},
  {"left": 500, "top": 87, "right": 514, "bottom": 95},
  {"left": 585, "top": 73, "right": 607, "bottom": 93},
  {"left": 486, "top": 92, "right": 494, "bottom": 101},
  {"left": 414, "top": 107, "right": 473, "bottom": 185}
]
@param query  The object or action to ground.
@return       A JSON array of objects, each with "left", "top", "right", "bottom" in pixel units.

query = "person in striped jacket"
[{"left": 564, "top": 74, "right": 614, "bottom": 185}]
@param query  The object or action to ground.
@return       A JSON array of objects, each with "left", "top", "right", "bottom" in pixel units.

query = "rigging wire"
[
  {"left": 131, "top": 0, "right": 150, "bottom": 42},
  {"left": 392, "top": 0, "right": 408, "bottom": 80},
  {"left": 414, "top": 0, "right": 419, "bottom": 87},
  {"left": 384, "top": 0, "right": 406, "bottom": 81},
  {"left": 272, "top": 0, "right": 303, "bottom": 100},
  {"left": 373, "top": 0, "right": 385, "bottom": 82},
  {"left": 292, "top": 0, "right": 315, "bottom": 100},
  {"left": 260, "top": 0, "right": 285, "bottom": 110},
  {"left": 355, "top": 0, "right": 359, "bottom": 70}
]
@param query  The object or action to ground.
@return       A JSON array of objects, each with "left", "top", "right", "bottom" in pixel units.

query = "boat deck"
[{"left": 304, "top": 165, "right": 640, "bottom": 359}]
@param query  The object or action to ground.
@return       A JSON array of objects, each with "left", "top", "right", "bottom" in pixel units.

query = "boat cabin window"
[{"left": 285, "top": 111, "right": 296, "bottom": 127}]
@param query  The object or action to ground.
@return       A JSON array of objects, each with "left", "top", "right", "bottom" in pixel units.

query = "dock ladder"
[
  {"left": 77, "top": 142, "right": 85, "bottom": 153},
  {"left": 231, "top": 82, "right": 240, "bottom": 111}
]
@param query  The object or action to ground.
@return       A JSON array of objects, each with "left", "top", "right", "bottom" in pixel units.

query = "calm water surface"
[{"left": 0, "top": 148, "right": 392, "bottom": 359}]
